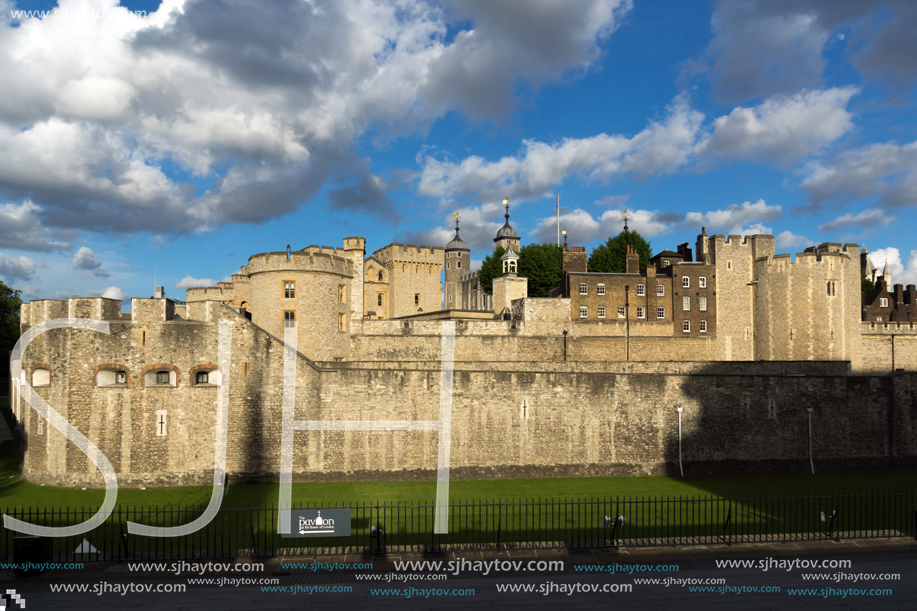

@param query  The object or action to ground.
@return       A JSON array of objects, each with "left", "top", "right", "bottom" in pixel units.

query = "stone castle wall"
[{"left": 15, "top": 303, "right": 916, "bottom": 487}]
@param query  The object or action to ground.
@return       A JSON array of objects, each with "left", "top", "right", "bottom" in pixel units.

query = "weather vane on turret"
[
  {"left": 454, "top": 212, "right": 461, "bottom": 230},
  {"left": 622, "top": 209, "right": 629, "bottom": 232}
]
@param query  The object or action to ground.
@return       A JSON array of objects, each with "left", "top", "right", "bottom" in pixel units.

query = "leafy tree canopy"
[
  {"left": 588, "top": 230, "right": 652, "bottom": 273},
  {"left": 518, "top": 243, "right": 563, "bottom": 297},
  {"left": 478, "top": 246, "right": 506, "bottom": 295},
  {"left": 0, "top": 280, "right": 22, "bottom": 354}
]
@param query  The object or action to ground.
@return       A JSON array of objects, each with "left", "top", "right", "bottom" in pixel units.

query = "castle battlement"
[
  {"left": 246, "top": 250, "right": 353, "bottom": 277},
  {"left": 372, "top": 243, "right": 445, "bottom": 262},
  {"left": 861, "top": 321, "right": 917, "bottom": 334},
  {"left": 185, "top": 286, "right": 231, "bottom": 302}
]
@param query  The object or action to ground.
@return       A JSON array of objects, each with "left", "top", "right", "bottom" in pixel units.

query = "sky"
[{"left": 2, "top": 0, "right": 917, "bottom": 307}]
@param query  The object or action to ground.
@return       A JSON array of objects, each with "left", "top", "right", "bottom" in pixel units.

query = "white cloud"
[
  {"left": 684, "top": 199, "right": 782, "bottom": 236},
  {"left": 397, "top": 202, "right": 506, "bottom": 252},
  {"left": 0, "top": 199, "right": 69, "bottom": 251},
  {"left": 594, "top": 195, "right": 630, "bottom": 207},
  {"left": 176, "top": 275, "right": 218, "bottom": 289},
  {"left": 71, "top": 246, "right": 108, "bottom": 277},
  {"left": 0, "top": 0, "right": 630, "bottom": 236},
  {"left": 801, "top": 141, "right": 917, "bottom": 209},
  {"left": 868, "top": 247, "right": 917, "bottom": 286},
  {"left": 530, "top": 208, "right": 671, "bottom": 245},
  {"left": 0, "top": 253, "right": 36, "bottom": 280},
  {"left": 700, "top": 87, "right": 858, "bottom": 167},
  {"left": 100, "top": 286, "right": 128, "bottom": 301},
  {"left": 818, "top": 209, "right": 894, "bottom": 233},
  {"left": 776, "top": 231, "right": 816, "bottom": 250},
  {"left": 418, "top": 96, "right": 703, "bottom": 202}
]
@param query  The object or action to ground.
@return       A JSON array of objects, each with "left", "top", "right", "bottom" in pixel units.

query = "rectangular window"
[
  {"left": 579, "top": 282, "right": 588, "bottom": 295},
  {"left": 827, "top": 280, "right": 836, "bottom": 296},
  {"left": 597, "top": 283, "right": 605, "bottom": 296},
  {"left": 700, "top": 320, "right": 707, "bottom": 333},
  {"left": 284, "top": 281, "right": 295, "bottom": 299},
  {"left": 580, "top": 306, "right": 588, "bottom": 318},
  {"left": 597, "top": 306, "right": 606, "bottom": 318},
  {"left": 699, "top": 276, "right": 707, "bottom": 288},
  {"left": 338, "top": 285, "right": 346, "bottom": 303},
  {"left": 682, "top": 276, "right": 690, "bottom": 288},
  {"left": 699, "top": 297, "right": 707, "bottom": 311},
  {"left": 617, "top": 306, "right": 625, "bottom": 318},
  {"left": 637, "top": 306, "right": 645, "bottom": 319},
  {"left": 415, "top": 293, "right": 420, "bottom": 306},
  {"left": 664, "top": 260, "right": 670, "bottom": 267},
  {"left": 683, "top": 320, "right": 690, "bottom": 333},
  {"left": 656, "top": 306, "right": 665, "bottom": 319},
  {"left": 879, "top": 297, "right": 888, "bottom": 308},
  {"left": 377, "top": 294, "right": 383, "bottom": 307},
  {"left": 683, "top": 296, "right": 690, "bottom": 311},
  {"left": 636, "top": 284, "right": 645, "bottom": 296},
  {"left": 338, "top": 313, "right": 346, "bottom": 332},
  {"left": 284, "top": 310, "right": 296, "bottom": 328},
  {"left": 657, "top": 284, "right": 664, "bottom": 296}
]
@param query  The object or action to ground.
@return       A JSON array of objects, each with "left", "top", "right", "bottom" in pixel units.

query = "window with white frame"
[
  {"left": 656, "top": 306, "right": 665, "bottom": 319},
  {"left": 637, "top": 306, "right": 645, "bottom": 319},
  {"left": 700, "top": 320, "right": 707, "bottom": 333},
  {"left": 636, "top": 284, "right": 645, "bottom": 296},
  {"left": 597, "top": 283, "right": 605, "bottom": 296},
  {"left": 657, "top": 284, "right": 664, "bottom": 296},
  {"left": 598, "top": 306, "right": 606, "bottom": 318},
  {"left": 682, "top": 276, "right": 690, "bottom": 288},
  {"left": 699, "top": 276, "right": 707, "bottom": 288},
  {"left": 683, "top": 296, "right": 690, "bottom": 310},
  {"left": 580, "top": 306, "right": 588, "bottom": 318},
  {"left": 879, "top": 297, "right": 888, "bottom": 308},
  {"left": 579, "top": 283, "right": 588, "bottom": 295},
  {"left": 683, "top": 320, "right": 690, "bottom": 333},
  {"left": 699, "top": 296, "right": 707, "bottom": 311},
  {"left": 617, "top": 306, "right": 625, "bottom": 318},
  {"left": 663, "top": 260, "right": 670, "bottom": 267}
]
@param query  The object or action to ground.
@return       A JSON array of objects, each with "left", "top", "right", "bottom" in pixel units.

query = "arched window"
[
  {"left": 144, "top": 368, "right": 176, "bottom": 387},
  {"left": 378, "top": 271, "right": 383, "bottom": 281}
]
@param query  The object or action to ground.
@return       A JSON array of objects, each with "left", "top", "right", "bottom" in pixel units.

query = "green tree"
[
  {"left": 588, "top": 230, "right": 652, "bottom": 273},
  {"left": 518, "top": 243, "right": 563, "bottom": 297},
  {"left": 861, "top": 267, "right": 876, "bottom": 292},
  {"left": 0, "top": 280, "right": 22, "bottom": 355},
  {"left": 479, "top": 246, "right": 506, "bottom": 295}
]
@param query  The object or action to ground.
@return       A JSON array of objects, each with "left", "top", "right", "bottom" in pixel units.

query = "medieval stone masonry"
[{"left": 10, "top": 222, "right": 917, "bottom": 488}]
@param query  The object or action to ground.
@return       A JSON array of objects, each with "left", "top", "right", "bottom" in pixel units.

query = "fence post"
[
  {"left": 722, "top": 505, "right": 732, "bottom": 546},
  {"left": 496, "top": 501, "right": 502, "bottom": 548},
  {"left": 249, "top": 507, "right": 257, "bottom": 559}
]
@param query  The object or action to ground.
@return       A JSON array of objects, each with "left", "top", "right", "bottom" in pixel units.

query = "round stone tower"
[{"left": 444, "top": 216, "right": 470, "bottom": 310}]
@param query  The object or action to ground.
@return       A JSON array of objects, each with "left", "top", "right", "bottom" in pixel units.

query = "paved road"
[{"left": 3, "top": 538, "right": 915, "bottom": 610}]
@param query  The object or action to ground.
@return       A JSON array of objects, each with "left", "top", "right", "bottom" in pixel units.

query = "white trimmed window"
[
  {"left": 598, "top": 306, "right": 606, "bottom": 318},
  {"left": 879, "top": 297, "right": 888, "bottom": 308},
  {"left": 580, "top": 306, "right": 588, "bottom": 318},
  {"left": 597, "top": 283, "right": 605, "bottom": 296},
  {"left": 700, "top": 320, "right": 707, "bottom": 333},
  {"left": 683, "top": 296, "right": 690, "bottom": 311},
  {"left": 579, "top": 282, "right": 588, "bottom": 295},
  {"left": 664, "top": 260, "right": 670, "bottom": 267},
  {"left": 699, "top": 297, "right": 707, "bottom": 311},
  {"left": 636, "top": 284, "right": 645, "bottom": 296},
  {"left": 683, "top": 320, "right": 690, "bottom": 333},
  {"left": 637, "top": 306, "right": 645, "bottom": 319},
  {"left": 656, "top": 306, "right": 665, "bottom": 319},
  {"left": 699, "top": 276, "right": 707, "bottom": 288},
  {"left": 617, "top": 306, "right": 625, "bottom": 318},
  {"left": 657, "top": 284, "right": 664, "bottom": 296},
  {"left": 682, "top": 276, "right": 690, "bottom": 288}
]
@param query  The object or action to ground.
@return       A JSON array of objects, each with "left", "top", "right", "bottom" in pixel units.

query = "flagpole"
[{"left": 556, "top": 193, "right": 560, "bottom": 246}]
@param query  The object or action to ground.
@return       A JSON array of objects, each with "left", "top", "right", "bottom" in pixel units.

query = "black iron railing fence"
[{"left": 1, "top": 492, "right": 915, "bottom": 562}]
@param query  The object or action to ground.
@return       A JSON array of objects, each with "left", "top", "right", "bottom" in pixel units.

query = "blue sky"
[{"left": 2, "top": 0, "right": 916, "bottom": 306}]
